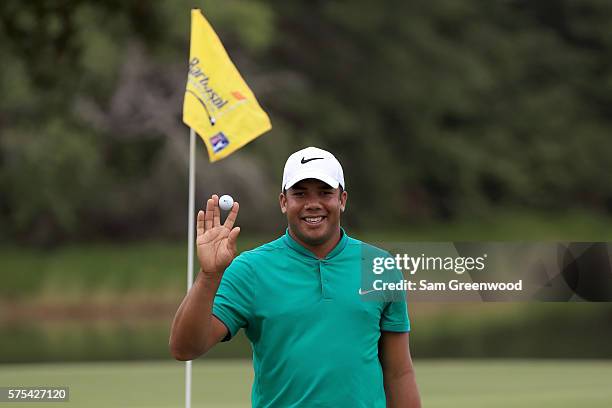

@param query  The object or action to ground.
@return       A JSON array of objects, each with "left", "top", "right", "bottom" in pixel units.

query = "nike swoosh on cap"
[
  {"left": 301, "top": 157, "right": 324, "bottom": 164},
  {"left": 358, "top": 288, "right": 377, "bottom": 295}
]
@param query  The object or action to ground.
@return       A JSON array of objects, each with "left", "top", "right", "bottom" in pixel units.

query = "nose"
[{"left": 304, "top": 198, "right": 322, "bottom": 211}]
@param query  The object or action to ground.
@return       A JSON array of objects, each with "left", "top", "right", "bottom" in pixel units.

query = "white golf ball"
[{"left": 219, "top": 195, "right": 234, "bottom": 211}]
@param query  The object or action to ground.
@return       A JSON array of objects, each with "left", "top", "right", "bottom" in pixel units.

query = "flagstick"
[{"left": 185, "top": 128, "right": 196, "bottom": 408}]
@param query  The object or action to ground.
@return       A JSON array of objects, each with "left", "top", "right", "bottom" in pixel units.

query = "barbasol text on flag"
[{"left": 182, "top": 9, "right": 271, "bottom": 162}]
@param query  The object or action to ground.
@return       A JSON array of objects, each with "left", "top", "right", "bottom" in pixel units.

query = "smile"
[{"left": 303, "top": 216, "right": 325, "bottom": 225}]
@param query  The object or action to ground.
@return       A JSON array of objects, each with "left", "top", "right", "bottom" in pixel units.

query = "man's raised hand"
[{"left": 196, "top": 194, "right": 240, "bottom": 280}]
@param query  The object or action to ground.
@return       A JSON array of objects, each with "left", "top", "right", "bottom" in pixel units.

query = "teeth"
[{"left": 305, "top": 216, "right": 323, "bottom": 223}]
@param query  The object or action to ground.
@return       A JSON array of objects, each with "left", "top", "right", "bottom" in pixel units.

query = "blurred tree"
[{"left": 1, "top": 0, "right": 611, "bottom": 244}]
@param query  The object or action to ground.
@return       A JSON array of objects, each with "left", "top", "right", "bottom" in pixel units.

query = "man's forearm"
[
  {"left": 169, "top": 271, "right": 220, "bottom": 360},
  {"left": 384, "top": 370, "right": 421, "bottom": 408}
]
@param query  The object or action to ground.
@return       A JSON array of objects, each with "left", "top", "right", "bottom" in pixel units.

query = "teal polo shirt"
[{"left": 212, "top": 229, "right": 410, "bottom": 408}]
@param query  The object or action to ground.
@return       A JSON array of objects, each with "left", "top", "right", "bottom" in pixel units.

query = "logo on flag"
[
  {"left": 182, "top": 9, "right": 271, "bottom": 162},
  {"left": 210, "top": 132, "right": 230, "bottom": 153}
]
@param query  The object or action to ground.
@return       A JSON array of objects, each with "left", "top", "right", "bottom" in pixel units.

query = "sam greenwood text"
[
  {"left": 366, "top": 253, "right": 523, "bottom": 294},
  {"left": 372, "top": 279, "right": 523, "bottom": 292}
]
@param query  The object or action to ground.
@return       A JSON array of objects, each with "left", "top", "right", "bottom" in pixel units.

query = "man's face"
[{"left": 279, "top": 179, "right": 348, "bottom": 247}]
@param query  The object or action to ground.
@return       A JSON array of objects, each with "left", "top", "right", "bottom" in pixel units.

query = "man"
[{"left": 170, "top": 147, "right": 421, "bottom": 407}]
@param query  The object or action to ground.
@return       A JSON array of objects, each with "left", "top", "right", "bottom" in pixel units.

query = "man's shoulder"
[
  {"left": 235, "top": 235, "right": 287, "bottom": 263},
  {"left": 343, "top": 234, "right": 391, "bottom": 257},
  {"left": 224, "top": 236, "right": 286, "bottom": 279}
]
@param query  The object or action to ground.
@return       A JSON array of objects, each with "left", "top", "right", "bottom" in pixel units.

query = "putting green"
[{"left": 1, "top": 359, "right": 611, "bottom": 407}]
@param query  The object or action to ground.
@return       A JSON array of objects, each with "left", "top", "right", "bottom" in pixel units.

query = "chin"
[{"left": 300, "top": 229, "right": 332, "bottom": 246}]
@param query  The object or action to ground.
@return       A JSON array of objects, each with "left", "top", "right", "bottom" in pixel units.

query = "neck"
[{"left": 289, "top": 228, "right": 342, "bottom": 259}]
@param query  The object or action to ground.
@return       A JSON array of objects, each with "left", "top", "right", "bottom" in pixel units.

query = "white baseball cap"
[{"left": 282, "top": 147, "right": 345, "bottom": 191}]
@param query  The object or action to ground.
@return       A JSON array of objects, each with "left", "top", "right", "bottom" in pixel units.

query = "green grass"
[
  {"left": 357, "top": 210, "right": 612, "bottom": 241},
  {"left": 4, "top": 304, "right": 612, "bottom": 363},
  {"left": 1, "top": 359, "right": 611, "bottom": 407},
  {"left": 0, "top": 237, "right": 270, "bottom": 300},
  {"left": 2, "top": 210, "right": 612, "bottom": 299}
]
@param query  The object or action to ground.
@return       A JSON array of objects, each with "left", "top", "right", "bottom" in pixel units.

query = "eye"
[{"left": 293, "top": 192, "right": 305, "bottom": 197}]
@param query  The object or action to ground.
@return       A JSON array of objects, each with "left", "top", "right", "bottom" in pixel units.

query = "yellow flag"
[{"left": 183, "top": 9, "right": 272, "bottom": 162}]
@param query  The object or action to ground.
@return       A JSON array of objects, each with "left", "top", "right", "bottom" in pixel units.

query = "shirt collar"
[{"left": 284, "top": 227, "right": 348, "bottom": 260}]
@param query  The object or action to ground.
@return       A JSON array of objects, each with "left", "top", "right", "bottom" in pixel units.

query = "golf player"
[{"left": 170, "top": 147, "right": 421, "bottom": 407}]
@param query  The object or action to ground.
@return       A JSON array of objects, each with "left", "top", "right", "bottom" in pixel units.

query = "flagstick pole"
[{"left": 185, "top": 128, "right": 196, "bottom": 408}]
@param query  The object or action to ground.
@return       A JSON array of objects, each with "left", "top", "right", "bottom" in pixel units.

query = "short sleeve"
[
  {"left": 380, "top": 254, "right": 410, "bottom": 332},
  {"left": 212, "top": 255, "right": 254, "bottom": 340},
  {"left": 380, "top": 298, "right": 410, "bottom": 332}
]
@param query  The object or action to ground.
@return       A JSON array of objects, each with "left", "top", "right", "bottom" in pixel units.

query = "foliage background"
[
  {"left": 1, "top": 0, "right": 612, "bottom": 365},
  {"left": 2, "top": 0, "right": 612, "bottom": 245}
]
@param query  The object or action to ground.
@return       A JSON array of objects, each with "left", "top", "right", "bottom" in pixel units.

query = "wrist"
[{"left": 195, "top": 269, "right": 222, "bottom": 290}]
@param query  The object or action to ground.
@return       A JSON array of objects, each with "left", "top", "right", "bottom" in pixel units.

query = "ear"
[
  {"left": 279, "top": 192, "right": 287, "bottom": 214},
  {"left": 339, "top": 190, "right": 348, "bottom": 212}
]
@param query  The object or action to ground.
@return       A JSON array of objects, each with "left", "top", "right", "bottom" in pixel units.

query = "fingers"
[
  {"left": 223, "top": 202, "right": 240, "bottom": 230},
  {"left": 197, "top": 210, "right": 205, "bottom": 236},
  {"left": 204, "top": 198, "right": 214, "bottom": 231},
  {"left": 212, "top": 195, "right": 221, "bottom": 227},
  {"left": 204, "top": 194, "right": 238, "bottom": 232},
  {"left": 227, "top": 227, "right": 241, "bottom": 252}
]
